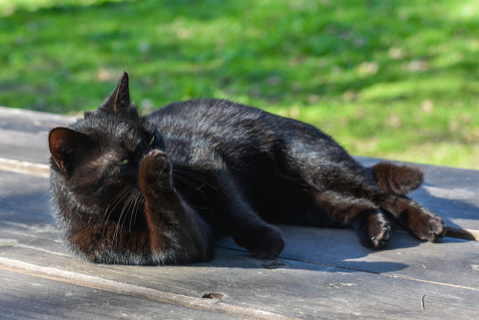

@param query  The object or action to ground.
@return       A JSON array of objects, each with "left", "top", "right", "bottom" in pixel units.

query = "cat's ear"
[
  {"left": 101, "top": 71, "right": 131, "bottom": 112},
  {"left": 49, "top": 127, "right": 91, "bottom": 173}
]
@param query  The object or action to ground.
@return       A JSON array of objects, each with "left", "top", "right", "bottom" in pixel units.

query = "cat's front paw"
[
  {"left": 408, "top": 210, "right": 446, "bottom": 242},
  {"left": 139, "top": 150, "right": 173, "bottom": 194},
  {"left": 236, "top": 225, "right": 285, "bottom": 259}
]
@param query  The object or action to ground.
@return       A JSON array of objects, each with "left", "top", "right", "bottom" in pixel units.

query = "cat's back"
[
  {"left": 148, "top": 99, "right": 263, "bottom": 128},
  {"left": 147, "top": 99, "right": 338, "bottom": 167},
  {"left": 147, "top": 99, "right": 276, "bottom": 143}
]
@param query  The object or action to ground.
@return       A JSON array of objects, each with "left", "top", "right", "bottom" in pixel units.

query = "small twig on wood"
[{"left": 421, "top": 294, "right": 425, "bottom": 310}]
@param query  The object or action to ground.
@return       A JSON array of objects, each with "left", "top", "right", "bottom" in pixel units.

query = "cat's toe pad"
[
  {"left": 355, "top": 210, "right": 391, "bottom": 250},
  {"left": 368, "top": 222, "right": 391, "bottom": 249}
]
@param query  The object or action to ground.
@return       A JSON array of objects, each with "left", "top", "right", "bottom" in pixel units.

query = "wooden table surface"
[{"left": 0, "top": 106, "right": 478, "bottom": 319}]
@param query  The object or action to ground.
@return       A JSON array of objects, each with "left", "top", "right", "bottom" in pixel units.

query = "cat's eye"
[
  {"left": 149, "top": 136, "right": 155, "bottom": 146},
  {"left": 117, "top": 159, "right": 129, "bottom": 165}
]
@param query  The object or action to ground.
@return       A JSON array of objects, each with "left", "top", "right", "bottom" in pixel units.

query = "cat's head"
[{"left": 49, "top": 72, "right": 165, "bottom": 216}]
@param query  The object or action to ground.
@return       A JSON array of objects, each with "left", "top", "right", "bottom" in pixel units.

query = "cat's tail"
[{"left": 372, "top": 162, "right": 424, "bottom": 195}]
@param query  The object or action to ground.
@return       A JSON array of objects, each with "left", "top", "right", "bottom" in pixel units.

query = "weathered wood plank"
[
  {"left": 0, "top": 269, "right": 245, "bottom": 320},
  {"left": 1, "top": 232, "right": 478, "bottom": 320},
  {"left": 0, "top": 106, "right": 75, "bottom": 164},
  {"left": 0, "top": 158, "right": 49, "bottom": 178},
  {"left": 0, "top": 170, "right": 52, "bottom": 224},
  {"left": 0, "top": 106, "right": 76, "bottom": 126},
  {"left": 1, "top": 210, "right": 479, "bottom": 319},
  {"left": 217, "top": 225, "right": 479, "bottom": 290},
  {"left": 3, "top": 210, "right": 479, "bottom": 291},
  {"left": 0, "top": 258, "right": 296, "bottom": 320}
]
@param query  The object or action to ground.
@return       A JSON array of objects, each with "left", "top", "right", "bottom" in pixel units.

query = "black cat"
[{"left": 49, "top": 72, "right": 445, "bottom": 265}]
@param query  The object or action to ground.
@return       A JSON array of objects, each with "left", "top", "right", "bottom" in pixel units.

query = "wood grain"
[
  {"left": 0, "top": 257, "right": 296, "bottom": 320},
  {"left": 0, "top": 269, "right": 245, "bottom": 320},
  {"left": 0, "top": 158, "right": 49, "bottom": 178},
  {"left": 1, "top": 218, "right": 479, "bottom": 319}
]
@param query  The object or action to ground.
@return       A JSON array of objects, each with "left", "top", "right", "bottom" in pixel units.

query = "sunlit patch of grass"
[
  {"left": 0, "top": 0, "right": 478, "bottom": 169},
  {"left": 0, "top": 0, "right": 124, "bottom": 14}
]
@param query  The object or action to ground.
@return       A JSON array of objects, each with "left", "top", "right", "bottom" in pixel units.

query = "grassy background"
[{"left": 1, "top": 0, "right": 478, "bottom": 169}]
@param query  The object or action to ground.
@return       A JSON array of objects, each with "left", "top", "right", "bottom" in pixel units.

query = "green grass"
[{"left": 1, "top": 0, "right": 479, "bottom": 169}]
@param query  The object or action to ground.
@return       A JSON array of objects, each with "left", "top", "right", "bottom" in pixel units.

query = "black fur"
[{"left": 49, "top": 72, "right": 446, "bottom": 265}]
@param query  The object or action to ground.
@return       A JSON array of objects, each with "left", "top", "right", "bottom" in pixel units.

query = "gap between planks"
[
  {"left": 0, "top": 257, "right": 297, "bottom": 320},
  {"left": 0, "top": 157, "right": 478, "bottom": 242}
]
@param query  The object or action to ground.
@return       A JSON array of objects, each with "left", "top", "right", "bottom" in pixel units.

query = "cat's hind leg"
[
  {"left": 380, "top": 194, "right": 445, "bottom": 242},
  {"left": 371, "top": 162, "right": 446, "bottom": 242},
  {"left": 311, "top": 191, "right": 391, "bottom": 249}
]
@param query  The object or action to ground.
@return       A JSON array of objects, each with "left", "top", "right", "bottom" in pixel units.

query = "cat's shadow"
[
  {"left": 200, "top": 188, "right": 478, "bottom": 274},
  {"left": 208, "top": 227, "right": 415, "bottom": 273},
  {"left": 204, "top": 227, "right": 469, "bottom": 274}
]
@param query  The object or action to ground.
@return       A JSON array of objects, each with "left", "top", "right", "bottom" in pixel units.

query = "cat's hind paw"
[
  {"left": 408, "top": 209, "right": 446, "bottom": 242},
  {"left": 354, "top": 209, "right": 391, "bottom": 250},
  {"left": 367, "top": 221, "right": 391, "bottom": 249}
]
